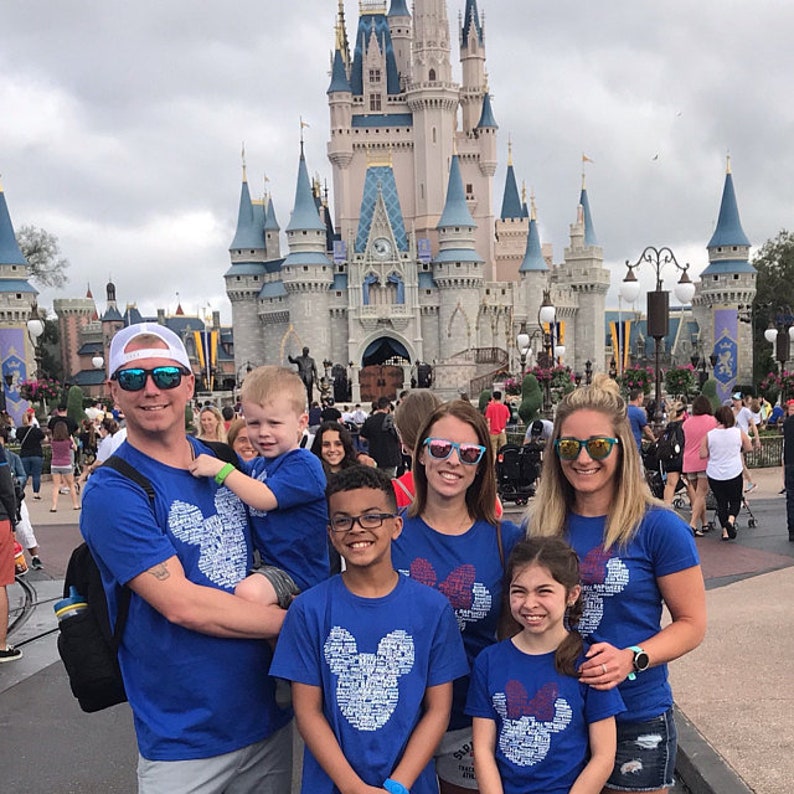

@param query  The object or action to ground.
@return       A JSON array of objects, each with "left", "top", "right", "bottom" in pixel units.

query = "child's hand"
[{"left": 189, "top": 453, "right": 225, "bottom": 479}]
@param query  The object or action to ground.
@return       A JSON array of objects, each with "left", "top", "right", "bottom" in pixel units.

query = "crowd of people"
[{"left": 4, "top": 324, "right": 794, "bottom": 793}]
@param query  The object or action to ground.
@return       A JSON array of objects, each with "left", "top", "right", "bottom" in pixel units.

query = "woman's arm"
[
  {"left": 472, "top": 716, "right": 504, "bottom": 794},
  {"left": 569, "top": 717, "right": 617, "bottom": 794},
  {"left": 389, "top": 682, "right": 452, "bottom": 790},
  {"left": 740, "top": 430, "right": 753, "bottom": 453},
  {"left": 293, "top": 682, "right": 383, "bottom": 794},
  {"left": 698, "top": 433, "right": 710, "bottom": 459}
]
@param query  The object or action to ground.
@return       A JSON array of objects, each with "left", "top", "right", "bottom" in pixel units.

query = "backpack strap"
[
  {"left": 495, "top": 521, "right": 505, "bottom": 570},
  {"left": 393, "top": 477, "right": 414, "bottom": 501},
  {"left": 102, "top": 455, "right": 157, "bottom": 650},
  {"left": 199, "top": 440, "right": 240, "bottom": 468}
]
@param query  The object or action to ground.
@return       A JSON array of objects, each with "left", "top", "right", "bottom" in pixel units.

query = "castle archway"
[{"left": 358, "top": 335, "right": 412, "bottom": 403}]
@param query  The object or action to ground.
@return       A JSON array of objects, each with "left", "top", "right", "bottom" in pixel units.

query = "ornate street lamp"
[
  {"left": 26, "top": 303, "right": 45, "bottom": 379},
  {"left": 516, "top": 321, "right": 531, "bottom": 376},
  {"left": 764, "top": 307, "right": 794, "bottom": 401},
  {"left": 537, "top": 290, "right": 557, "bottom": 416},
  {"left": 621, "top": 247, "right": 696, "bottom": 424},
  {"left": 584, "top": 359, "right": 593, "bottom": 385},
  {"left": 92, "top": 355, "right": 105, "bottom": 370}
]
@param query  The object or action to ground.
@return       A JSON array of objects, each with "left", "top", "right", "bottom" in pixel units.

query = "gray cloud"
[{"left": 2, "top": 0, "right": 792, "bottom": 320}]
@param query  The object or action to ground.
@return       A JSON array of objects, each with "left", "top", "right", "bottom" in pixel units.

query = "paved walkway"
[{"left": 4, "top": 469, "right": 793, "bottom": 793}]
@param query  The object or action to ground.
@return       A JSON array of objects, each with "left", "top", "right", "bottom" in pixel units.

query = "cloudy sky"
[{"left": 2, "top": 1, "right": 793, "bottom": 324}]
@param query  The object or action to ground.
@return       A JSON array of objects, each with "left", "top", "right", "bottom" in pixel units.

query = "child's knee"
[{"left": 235, "top": 573, "right": 277, "bottom": 606}]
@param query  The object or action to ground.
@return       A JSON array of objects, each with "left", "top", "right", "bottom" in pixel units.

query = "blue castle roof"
[
  {"left": 500, "top": 164, "right": 522, "bottom": 220},
  {"left": 707, "top": 170, "right": 751, "bottom": 248},
  {"left": 229, "top": 178, "right": 265, "bottom": 251},
  {"left": 286, "top": 147, "right": 326, "bottom": 233},
  {"left": 580, "top": 186, "right": 598, "bottom": 246},
  {"left": 461, "top": 0, "right": 484, "bottom": 48},
  {"left": 0, "top": 187, "right": 27, "bottom": 266},
  {"left": 327, "top": 48, "right": 352, "bottom": 94},
  {"left": 264, "top": 197, "right": 280, "bottom": 231},
  {"left": 388, "top": 0, "right": 410, "bottom": 17},
  {"left": 351, "top": 12, "right": 400, "bottom": 96},
  {"left": 438, "top": 155, "right": 476, "bottom": 229},
  {"left": 477, "top": 93, "right": 498, "bottom": 129},
  {"left": 519, "top": 218, "right": 547, "bottom": 273},
  {"left": 355, "top": 164, "right": 408, "bottom": 253}
]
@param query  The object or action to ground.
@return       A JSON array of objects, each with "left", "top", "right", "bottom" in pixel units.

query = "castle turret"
[
  {"left": 459, "top": 0, "right": 486, "bottom": 134},
  {"left": 517, "top": 195, "right": 549, "bottom": 336},
  {"left": 693, "top": 156, "right": 755, "bottom": 393},
  {"left": 281, "top": 144, "right": 334, "bottom": 364},
  {"left": 494, "top": 140, "right": 528, "bottom": 281},
  {"left": 388, "top": 0, "right": 412, "bottom": 86},
  {"left": 435, "top": 155, "right": 483, "bottom": 357}
]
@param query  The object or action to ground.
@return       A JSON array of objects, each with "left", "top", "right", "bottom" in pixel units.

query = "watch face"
[
  {"left": 633, "top": 650, "right": 650, "bottom": 672},
  {"left": 372, "top": 237, "right": 393, "bottom": 259}
]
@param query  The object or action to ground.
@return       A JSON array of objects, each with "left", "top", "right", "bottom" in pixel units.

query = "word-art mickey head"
[
  {"left": 577, "top": 546, "right": 629, "bottom": 636},
  {"left": 324, "top": 626, "right": 415, "bottom": 731},
  {"left": 493, "top": 681, "right": 573, "bottom": 766}
]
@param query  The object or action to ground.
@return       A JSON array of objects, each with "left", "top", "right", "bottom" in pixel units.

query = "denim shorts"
[{"left": 606, "top": 707, "right": 677, "bottom": 791}]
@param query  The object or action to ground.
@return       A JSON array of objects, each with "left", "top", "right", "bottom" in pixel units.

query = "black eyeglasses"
[
  {"left": 423, "top": 438, "right": 486, "bottom": 465},
  {"left": 112, "top": 366, "right": 191, "bottom": 392},
  {"left": 329, "top": 512, "right": 397, "bottom": 533},
  {"left": 554, "top": 436, "right": 620, "bottom": 461}
]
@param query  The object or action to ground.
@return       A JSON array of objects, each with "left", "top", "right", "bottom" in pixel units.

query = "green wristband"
[{"left": 214, "top": 462, "right": 235, "bottom": 486}]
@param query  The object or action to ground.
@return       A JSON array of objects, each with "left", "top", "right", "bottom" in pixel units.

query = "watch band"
[{"left": 627, "top": 645, "right": 647, "bottom": 681}]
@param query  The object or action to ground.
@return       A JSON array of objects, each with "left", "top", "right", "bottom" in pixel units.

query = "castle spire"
[
  {"left": 438, "top": 155, "right": 476, "bottom": 229},
  {"left": 286, "top": 144, "right": 326, "bottom": 233},
  {"left": 0, "top": 179, "right": 27, "bottom": 266},
  {"left": 707, "top": 155, "right": 750, "bottom": 248},
  {"left": 579, "top": 179, "right": 598, "bottom": 247},
  {"left": 519, "top": 195, "right": 547, "bottom": 273},
  {"left": 499, "top": 151, "right": 522, "bottom": 221},
  {"left": 229, "top": 168, "right": 264, "bottom": 251}
]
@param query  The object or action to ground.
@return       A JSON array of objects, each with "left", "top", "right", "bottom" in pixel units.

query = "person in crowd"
[
  {"left": 467, "top": 537, "right": 624, "bottom": 794},
  {"left": 627, "top": 390, "right": 656, "bottom": 453},
  {"left": 361, "top": 396, "right": 402, "bottom": 478},
  {"left": 190, "top": 366, "right": 329, "bottom": 595},
  {"left": 0, "top": 427, "right": 42, "bottom": 569},
  {"left": 392, "top": 400, "right": 523, "bottom": 793},
  {"left": 15, "top": 409, "right": 46, "bottom": 500},
  {"left": 81, "top": 322, "right": 292, "bottom": 791},
  {"left": 681, "top": 395, "right": 718, "bottom": 536},
  {"left": 484, "top": 390, "right": 511, "bottom": 458},
  {"left": 320, "top": 400, "right": 342, "bottom": 423},
  {"left": 0, "top": 450, "right": 20, "bottom": 662},
  {"left": 49, "top": 422, "right": 80, "bottom": 512},
  {"left": 522, "top": 418, "right": 554, "bottom": 447},
  {"left": 660, "top": 400, "right": 686, "bottom": 506},
  {"left": 783, "top": 399, "right": 794, "bottom": 541},
  {"left": 227, "top": 417, "right": 257, "bottom": 462},
  {"left": 77, "top": 418, "right": 99, "bottom": 469},
  {"left": 78, "top": 417, "right": 128, "bottom": 486},
  {"left": 267, "top": 465, "right": 467, "bottom": 793},
  {"left": 310, "top": 421, "right": 374, "bottom": 476},
  {"left": 196, "top": 404, "right": 227, "bottom": 443},
  {"left": 350, "top": 403, "right": 368, "bottom": 426},
  {"left": 526, "top": 374, "right": 705, "bottom": 794},
  {"left": 47, "top": 403, "right": 78, "bottom": 437},
  {"left": 392, "top": 390, "right": 443, "bottom": 508},
  {"left": 702, "top": 405, "right": 753, "bottom": 541},
  {"left": 221, "top": 405, "right": 235, "bottom": 432},
  {"left": 731, "top": 392, "right": 760, "bottom": 492},
  {"left": 307, "top": 401, "right": 323, "bottom": 429}
]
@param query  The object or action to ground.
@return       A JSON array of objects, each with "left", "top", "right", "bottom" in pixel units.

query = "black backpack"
[
  {"left": 57, "top": 442, "right": 239, "bottom": 713},
  {"left": 656, "top": 422, "right": 684, "bottom": 463}
]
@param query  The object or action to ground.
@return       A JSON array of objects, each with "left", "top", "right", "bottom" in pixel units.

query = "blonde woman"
[
  {"left": 525, "top": 374, "right": 705, "bottom": 794},
  {"left": 196, "top": 405, "right": 227, "bottom": 443}
]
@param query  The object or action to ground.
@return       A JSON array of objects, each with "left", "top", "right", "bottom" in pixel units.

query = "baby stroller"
[
  {"left": 642, "top": 442, "right": 687, "bottom": 505},
  {"left": 495, "top": 443, "right": 541, "bottom": 506},
  {"left": 705, "top": 488, "right": 757, "bottom": 530}
]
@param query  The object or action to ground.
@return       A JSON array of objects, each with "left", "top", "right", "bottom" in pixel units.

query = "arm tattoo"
[{"left": 148, "top": 562, "right": 171, "bottom": 581}]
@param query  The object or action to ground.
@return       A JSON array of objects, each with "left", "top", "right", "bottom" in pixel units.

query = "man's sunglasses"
[
  {"left": 111, "top": 366, "right": 191, "bottom": 392},
  {"left": 554, "top": 436, "right": 620, "bottom": 461},
  {"left": 423, "top": 438, "right": 486, "bottom": 465}
]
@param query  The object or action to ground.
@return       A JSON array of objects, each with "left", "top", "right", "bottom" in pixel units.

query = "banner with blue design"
[
  {"left": 712, "top": 308, "right": 738, "bottom": 404},
  {"left": 0, "top": 329, "right": 29, "bottom": 425}
]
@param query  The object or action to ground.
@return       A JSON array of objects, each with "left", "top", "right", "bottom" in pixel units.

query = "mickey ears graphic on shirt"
[
  {"left": 409, "top": 558, "right": 476, "bottom": 610},
  {"left": 504, "top": 681, "right": 559, "bottom": 721},
  {"left": 324, "top": 626, "right": 414, "bottom": 678}
]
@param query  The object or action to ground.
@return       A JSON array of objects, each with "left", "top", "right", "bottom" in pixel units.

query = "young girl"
[{"left": 466, "top": 538, "right": 624, "bottom": 794}]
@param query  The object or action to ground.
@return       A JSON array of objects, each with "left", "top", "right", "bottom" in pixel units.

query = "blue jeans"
[
  {"left": 607, "top": 707, "right": 677, "bottom": 791},
  {"left": 21, "top": 456, "right": 44, "bottom": 495}
]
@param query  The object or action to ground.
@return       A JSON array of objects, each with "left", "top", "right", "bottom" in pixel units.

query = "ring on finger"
[{"left": 601, "top": 663, "right": 608, "bottom": 674}]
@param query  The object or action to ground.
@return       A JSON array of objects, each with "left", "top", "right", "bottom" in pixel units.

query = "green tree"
[
  {"left": 66, "top": 384, "right": 86, "bottom": 424},
  {"left": 700, "top": 378, "right": 721, "bottom": 413},
  {"left": 16, "top": 225, "right": 70, "bottom": 288},
  {"left": 478, "top": 389, "right": 491, "bottom": 413},
  {"left": 751, "top": 229, "right": 794, "bottom": 384},
  {"left": 518, "top": 374, "right": 542, "bottom": 424}
]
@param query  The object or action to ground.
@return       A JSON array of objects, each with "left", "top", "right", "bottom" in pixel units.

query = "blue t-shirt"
[
  {"left": 270, "top": 574, "right": 468, "bottom": 794},
  {"left": 627, "top": 404, "right": 648, "bottom": 451},
  {"left": 81, "top": 438, "right": 290, "bottom": 761},
  {"left": 247, "top": 447, "right": 329, "bottom": 591},
  {"left": 566, "top": 507, "right": 700, "bottom": 721},
  {"left": 466, "top": 641, "right": 625, "bottom": 794},
  {"left": 391, "top": 516, "right": 523, "bottom": 730}
]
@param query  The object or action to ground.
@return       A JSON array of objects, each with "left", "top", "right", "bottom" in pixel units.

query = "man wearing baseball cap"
[{"left": 81, "top": 323, "right": 292, "bottom": 792}]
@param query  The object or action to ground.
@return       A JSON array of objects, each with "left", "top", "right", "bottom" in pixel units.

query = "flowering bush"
[
  {"left": 619, "top": 366, "right": 654, "bottom": 395},
  {"left": 500, "top": 377, "right": 522, "bottom": 396},
  {"left": 664, "top": 365, "right": 697, "bottom": 400},
  {"left": 529, "top": 365, "right": 575, "bottom": 402},
  {"left": 19, "top": 378, "right": 62, "bottom": 404}
]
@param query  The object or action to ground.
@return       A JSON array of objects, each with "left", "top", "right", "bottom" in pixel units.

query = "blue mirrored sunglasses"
[{"left": 112, "top": 366, "right": 190, "bottom": 392}]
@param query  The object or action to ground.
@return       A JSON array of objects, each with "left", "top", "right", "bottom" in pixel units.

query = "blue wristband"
[{"left": 384, "top": 779, "right": 409, "bottom": 794}]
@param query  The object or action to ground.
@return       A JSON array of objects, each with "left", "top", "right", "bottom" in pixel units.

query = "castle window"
[
  {"left": 466, "top": 183, "right": 473, "bottom": 195},
  {"left": 370, "top": 94, "right": 382, "bottom": 112},
  {"left": 304, "top": 266, "right": 309, "bottom": 271},
  {"left": 432, "top": 127, "right": 437, "bottom": 144},
  {"left": 429, "top": 68, "right": 436, "bottom": 81},
  {"left": 369, "top": 68, "right": 381, "bottom": 84},
  {"left": 733, "top": 274, "right": 739, "bottom": 280}
]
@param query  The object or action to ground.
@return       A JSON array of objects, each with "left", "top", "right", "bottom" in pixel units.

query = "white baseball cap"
[{"left": 108, "top": 323, "right": 191, "bottom": 376}]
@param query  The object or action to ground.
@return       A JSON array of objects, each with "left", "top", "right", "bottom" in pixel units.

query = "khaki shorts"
[
  {"left": 685, "top": 470, "right": 707, "bottom": 480},
  {"left": 434, "top": 726, "right": 478, "bottom": 789}
]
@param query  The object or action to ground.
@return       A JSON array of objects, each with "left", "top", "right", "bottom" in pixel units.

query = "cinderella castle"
[
  {"left": 0, "top": 0, "right": 756, "bottom": 413},
  {"left": 224, "top": 0, "right": 755, "bottom": 403}
]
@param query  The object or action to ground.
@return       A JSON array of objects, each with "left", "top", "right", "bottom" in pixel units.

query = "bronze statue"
[{"left": 288, "top": 346, "right": 318, "bottom": 403}]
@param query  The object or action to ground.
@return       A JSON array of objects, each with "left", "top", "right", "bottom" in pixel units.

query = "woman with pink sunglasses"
[{"left": 391, "top": 400, "right": 522, "bottom": 794}]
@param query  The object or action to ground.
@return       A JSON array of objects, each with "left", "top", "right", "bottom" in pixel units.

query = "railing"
[
  {"left": 467, "top": 348, "right": 510, "bottom": 397},
  {"left": 747, "top": 435, "right": 783, "bottom": 469}
]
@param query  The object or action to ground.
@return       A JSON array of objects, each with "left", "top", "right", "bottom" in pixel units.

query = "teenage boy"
[
  {"left": 268, "top": 466, "right": 468, "bottom": 793},
  {"left": 190, "top": 365, "right": 329, "bottom": 597}
]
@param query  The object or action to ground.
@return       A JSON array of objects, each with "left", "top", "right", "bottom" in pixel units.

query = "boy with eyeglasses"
[
  {"left": 81, "top": 323, "right": 293, "bottom": 793},
  {"left": 266, "top": 466, "right": 467, "bottom": 794}
]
